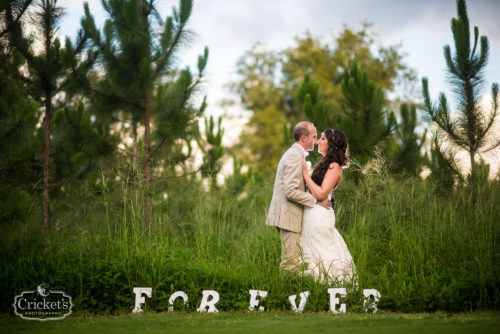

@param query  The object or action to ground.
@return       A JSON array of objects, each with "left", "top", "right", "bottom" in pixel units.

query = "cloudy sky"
[
  {"left": 59, "top": 0, "right": 500, "bottom": 108},
  {"left": 58, "top": 0, "right": 500, "bottom": 172}
]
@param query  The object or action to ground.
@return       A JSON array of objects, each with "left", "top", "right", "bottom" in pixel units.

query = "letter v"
[{"left": 288, "top": 291, "right": 310, "bottom": 312}]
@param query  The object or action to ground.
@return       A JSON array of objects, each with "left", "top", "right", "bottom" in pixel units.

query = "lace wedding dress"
[{"left": 299, "top": 196, "right": 355, "bottom": 283}]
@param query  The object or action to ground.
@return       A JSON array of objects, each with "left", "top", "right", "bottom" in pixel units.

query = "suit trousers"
[{"left": 279, "top": 228, "right": 301, "bottom": 271}]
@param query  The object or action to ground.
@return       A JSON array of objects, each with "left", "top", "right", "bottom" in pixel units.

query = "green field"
[
  {"left": 1, "top": 312, "right": 499, "bottom": 334},
  {"left": 2, "top": 171, "right": 499, "bottom": 313}
]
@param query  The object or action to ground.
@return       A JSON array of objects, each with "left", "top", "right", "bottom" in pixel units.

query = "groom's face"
[{"left": 304, "top": 125, "right": 317, "bottom": 151}]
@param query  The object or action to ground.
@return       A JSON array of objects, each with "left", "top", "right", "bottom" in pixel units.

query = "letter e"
[
  {"left": 328, "top": 288, "right": 346, "bottom": 314},
  {"left": 248, "top": 290, "right": 267, "bottom": 311}
]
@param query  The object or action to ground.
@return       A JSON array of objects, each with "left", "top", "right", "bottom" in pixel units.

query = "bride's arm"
[{"left": 302, "top": 158, "right": 342, "bottom": 200}]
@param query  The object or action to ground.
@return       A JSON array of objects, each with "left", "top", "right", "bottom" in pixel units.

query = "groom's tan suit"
[{"left": 266, "top": 143, "right": 315, "bottom": 270}]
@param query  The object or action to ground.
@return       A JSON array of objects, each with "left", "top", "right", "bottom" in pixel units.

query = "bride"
[{"left": 299, "top": 128, "right": 355, "bottom": 283}]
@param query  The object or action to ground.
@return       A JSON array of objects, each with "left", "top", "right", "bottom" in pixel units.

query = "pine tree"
[
  {"left": 296, "top": 73, "right": 336, "bottom": 131},
  {"left": 390, "top": 103, "right": 426, "bottom": 176},
  {"left": 426, "top": 133, "right": 462, "bottom": 191},
  {"left": 223, "top": 155, "right": 251, "bottom": 197},
  {"left": 50, "top": 101, "right": 117, "bottom": 185},
  {"left": 0, "top": 0, "right": 40, "bottom": 225},
  {"left": 79, "top": 0, "right": 208, "bottom": 228},
  {"left": 195, "top": 116, "right": 225, "bottom": 189},
  {"left": 340, "top": 60, "right": 395, "bottom": 173},
  {"left": 422, "top": 0, "right": 499, "bottom": 206},
  {"left": 293, "top": 73, "right": 336, "bottom": 163},
  {"left": 11, "top": 0, "right": 82, "bottom": 238}
]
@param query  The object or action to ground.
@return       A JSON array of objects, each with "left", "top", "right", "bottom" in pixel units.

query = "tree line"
[
  {"left": 1, "top": 0, "right": 216, "bottom": 235},
  {"left": 231, "top": 0, "right": 498, "bottom": 192},
  {"left": 0, "top": 0, "right": 498, "bottom": 235}
]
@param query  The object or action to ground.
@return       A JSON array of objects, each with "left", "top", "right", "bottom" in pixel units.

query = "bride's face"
[{"left": 318, "top": 132, "right": 328, "bottom": 155}]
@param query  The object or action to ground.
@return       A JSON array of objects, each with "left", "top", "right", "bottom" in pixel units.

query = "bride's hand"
[{"left": 302, "top": 157, "right": 309, "bottom": 177}]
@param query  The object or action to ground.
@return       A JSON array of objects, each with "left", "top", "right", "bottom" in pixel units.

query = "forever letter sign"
[{"left": 132, "top": 287, "right": 381, "bottom": 314}]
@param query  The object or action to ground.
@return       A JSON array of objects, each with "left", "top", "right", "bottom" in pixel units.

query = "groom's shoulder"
[
  {"left": 287, "top": 144, "right": 302, "bottom": 157},
  {"left": 280, "top": 145, "right": 301, "bottom": 163},
  {"left": 285, "top": 144, "right": 301, "bottom": 155}
]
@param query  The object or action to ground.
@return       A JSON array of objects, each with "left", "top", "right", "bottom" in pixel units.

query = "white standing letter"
[
  {"left": 288, "top": 291, "right": 309, "bottom": 312},
  {"left": 363, "top": 289, "right": 381, "bottom": 314},
  {"left": 248, "top": 290, "right": 267, "bottom": 311},
  {"left": 328, "top": 288, "right": 346, "bottom": 314},
  {"left": 197, "top": 290, "right": 220, "bottom": 313},
  {"left": 132, "top": 287, "right": 152, "bottom": 313},
  {"left": 168, "top": 291, "right": 189, "bottom": 311}
]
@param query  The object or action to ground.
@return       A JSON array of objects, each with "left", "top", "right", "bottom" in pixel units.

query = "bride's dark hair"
[{"left": 311, "top": 129, "right": 349, "bottom": 186}]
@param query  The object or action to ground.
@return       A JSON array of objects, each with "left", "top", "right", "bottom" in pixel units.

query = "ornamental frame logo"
[{"left": 12, "top": 284, "right": 73, "bottom": 321}]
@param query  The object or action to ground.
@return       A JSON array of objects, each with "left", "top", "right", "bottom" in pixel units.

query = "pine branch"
[
  {"left": 47, "top": 162, "right": 91, "bottom": 188},
  {"left": 152, "top": 21, "right": 186, "bottom": 80},
  {"left": 70, "top": 66, "right": 144, "bottom": 110},
  {"left": 470, "top": 26, "right": 479, "bottom": 58},
  {"left": 151, "top": 73, "right": 202, "bottom": 156},
  {"left": 476, "top": 84, "right": 499, "bottom": 141},
  {"left": 81, "top": 3, "right": 120, "bottom": 70},
  {"left": 152, "top": 167, "right": 201, "bottom": 181},
  {"left": 478, "top": 139, "right": 500, "bottom": 153},
  {"left": 0, "top": 0, "right": 33, "bottom": 39}
]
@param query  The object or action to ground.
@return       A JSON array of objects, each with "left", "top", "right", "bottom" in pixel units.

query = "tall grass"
[{"left": 1, "top": 166, "right": 499, "bottom": 313}]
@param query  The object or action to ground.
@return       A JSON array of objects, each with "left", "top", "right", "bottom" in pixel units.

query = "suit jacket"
[{"left": 266, "top": 144, "right": 315, "bottom": 232}]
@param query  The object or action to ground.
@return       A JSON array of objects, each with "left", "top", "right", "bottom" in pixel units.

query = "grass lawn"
[{"left": 1, "top": 312, "right": 499, "bottom": 334}]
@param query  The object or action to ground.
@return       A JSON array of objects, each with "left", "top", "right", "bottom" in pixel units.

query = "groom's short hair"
[{"left": 293, "top": 121, "right": 314, "bottom": 142}]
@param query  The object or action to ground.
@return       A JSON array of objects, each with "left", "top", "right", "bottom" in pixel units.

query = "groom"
[{"left": 266, "top": 121, "right": 331, "bottom": 271}]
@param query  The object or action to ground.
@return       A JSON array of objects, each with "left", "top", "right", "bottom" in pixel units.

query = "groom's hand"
[{"left": 317, "top": 197, "right": 332, "bottom": 209}]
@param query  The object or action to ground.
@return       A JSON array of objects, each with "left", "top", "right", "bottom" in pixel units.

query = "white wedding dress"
[{"left": 299, "top": 195, "right": 355, "bottom": 283}]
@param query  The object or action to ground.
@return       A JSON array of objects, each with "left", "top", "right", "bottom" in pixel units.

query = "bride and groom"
[{"left": 266, "top": 121, "right": 355, "bottom": 283}]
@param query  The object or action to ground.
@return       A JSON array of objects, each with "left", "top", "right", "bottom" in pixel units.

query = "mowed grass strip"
[{"left": 1, "top": 312, "right": 499, "bottom": 334}]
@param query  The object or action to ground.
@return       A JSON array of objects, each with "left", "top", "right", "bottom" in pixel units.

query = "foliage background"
[
  {"left": 1, "top": 0, "right": 499, "bottom": 314},
  {"left": 1, "top": 164, "right": 499, "bottom": 313}
]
